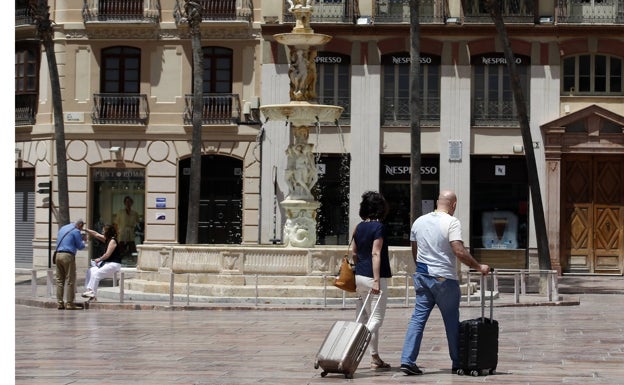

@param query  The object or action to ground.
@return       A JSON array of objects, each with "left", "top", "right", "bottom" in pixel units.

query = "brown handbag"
[{"left": 333, "top": 231, "right": 356, "bottom": 292}]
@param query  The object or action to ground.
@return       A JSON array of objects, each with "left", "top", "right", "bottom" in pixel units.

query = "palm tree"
[
  {"left": 29, "top": 0, "right": 69, "bottom": 226},
  {"left": 184, "top": 0, "right": 204, "bottom": 244},
  {"left": 409, "top": 0, "right": 423, "bottom": 223},
  {"left": 486, "top": 0, "right": 551, "bottom": 270}
]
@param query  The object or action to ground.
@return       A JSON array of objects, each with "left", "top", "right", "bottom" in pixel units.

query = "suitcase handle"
[
  {"left": 356, "top": 290, "right": 383, "bottom": 329},
  {"left": 480, "top": 268, "right": 495, "bottom": 320}
]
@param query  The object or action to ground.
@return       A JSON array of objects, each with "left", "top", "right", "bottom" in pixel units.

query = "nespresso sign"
[
  {"left": 381, "top": 157, "right": 439, "bottom": 181},
  {"left": 314, "top": 52, "right": 350, "bottom": 64},
  {"left": 382, "top": 53, "right": 441, "bottom": 66},
  {"left": 473, "top": 53, "right": 531, "bottom": 65}
]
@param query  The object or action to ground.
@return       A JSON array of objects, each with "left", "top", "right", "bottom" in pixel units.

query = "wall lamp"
[{"left": 110, "top": 146, "right": 122, "bottom": 160}]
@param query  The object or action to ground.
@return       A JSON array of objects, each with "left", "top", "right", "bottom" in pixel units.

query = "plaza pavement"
[{"left": 13, "top": 272, "right": 624, "bottom": 385}]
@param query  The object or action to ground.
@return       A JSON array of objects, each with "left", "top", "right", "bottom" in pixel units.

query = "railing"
[
  {"left": 466, "top": 269, "right": 560, "bottom": 305},
  {"left": 463, "top": 0, "right": 534, "bottom": 23},
  {"left": 92, "top": 94, "right": 149, "bottom": 125},
  {"left": 82, "top": 0, "right": 161, "bottom": 23},
  {"left": 173, "top": 0, "right": 253, "bottom": 23},
  {"left": 381, "top": 96, "right": 440, "bottom": 126},
  {"left": 183, "top": 94, "right": 241, "bottom": 125},
  {"left": 15, "top": 6, "right": 34, "bottom": 26},
  {"left": 472, "top": 100, "right": 525, "bottom": 127},
  {"left": 15, "top": 94, "right": 38, "bottom": 126},
  {"left": 556, "top": 0, "right": 624, "bottom": 24},
  {"left": 283, "top": 0, "right": 358, "bottom": 23},
  {"left": 374, "top": 0, "right": 446, "bottom": 24}
]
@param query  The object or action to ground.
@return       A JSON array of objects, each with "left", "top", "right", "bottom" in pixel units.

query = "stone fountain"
[{"left": 260, "top": 0, "right": 343, "bottom": 248}]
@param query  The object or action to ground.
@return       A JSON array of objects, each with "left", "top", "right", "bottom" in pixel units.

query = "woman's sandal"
[{"left": 370, "top": 358, "right": 391, "bottom": 370}]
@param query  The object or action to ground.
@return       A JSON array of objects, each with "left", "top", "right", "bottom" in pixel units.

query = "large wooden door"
[{"left": 562, "top": 155, "right": 624, "bottom": 274}]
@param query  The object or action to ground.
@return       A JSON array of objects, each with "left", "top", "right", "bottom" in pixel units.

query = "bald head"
[{"left": 436, "top": 190, "right": 457, "bottom": 215}]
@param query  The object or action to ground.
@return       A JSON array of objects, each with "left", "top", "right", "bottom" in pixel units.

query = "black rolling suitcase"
[{"left": 457, "top": 270, "right": 498, "bottom": 376}]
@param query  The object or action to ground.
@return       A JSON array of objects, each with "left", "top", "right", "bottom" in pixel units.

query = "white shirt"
[{"left": 410, "top": 211, "right": 463, "bottom": 280}]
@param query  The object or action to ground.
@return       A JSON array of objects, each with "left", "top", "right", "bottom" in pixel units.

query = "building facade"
[{"left": 15, "top": 0, "right": 624, "bottom": 275}]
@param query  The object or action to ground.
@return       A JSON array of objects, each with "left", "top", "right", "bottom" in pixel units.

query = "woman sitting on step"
[{"left": 82, "top": 224, "right": 122, "bottom": 301}]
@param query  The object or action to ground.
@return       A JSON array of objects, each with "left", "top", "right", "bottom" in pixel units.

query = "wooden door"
[{"left": 562, "top": 155, "right": 624, "bottom": 274}]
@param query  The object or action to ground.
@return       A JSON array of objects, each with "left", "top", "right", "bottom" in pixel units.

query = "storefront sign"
[
  {"left": 314, "top": 52, "right": 350, "bottom": 64},
  {"left": 93, "top": 168, "right": 145, "bottom": 182},
  {"left": 472, "top": 53, "right": 531, "bottom": 66},
  {"left": 449, "top": 140, "right": 462, "bottom": 161},
  {"left": 382, "top": 53, "right": 441, "bottom": 66},
  {"left": 380, "top": 156, "right": 439, "bottom": 181}
]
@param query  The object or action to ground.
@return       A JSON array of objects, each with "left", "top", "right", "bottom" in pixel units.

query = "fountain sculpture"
[{"left": 260, "top": 0, "right": 343, "bottom": 248}]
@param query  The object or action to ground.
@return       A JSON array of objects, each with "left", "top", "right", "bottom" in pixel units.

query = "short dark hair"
[{"left": 358, "top": 191, "right": 389, "bottom": 221}]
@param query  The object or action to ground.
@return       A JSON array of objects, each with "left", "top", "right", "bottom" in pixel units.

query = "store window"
[
  {"left": 381, "top": 52, "right": 440, "bottom": 126},
  {"left": 91, "top": 168, "right": 145, "bottom": 266},
  {"left": 472, "top": 53, "right": 530, "bottom": 126},
  {"left": 380, "top": 156, "right": 439, "bottom": 246},
  {"left": 563, "top": 54, "right": 623, "bottom": 95},
  {"left": 315, "top": 154, "right": 350, "bottom": 245},
  {"left": 470, "top": 156, "right": 528, "bottom": 268},
  {"left": 315, "top": 52, "right": 350, "bottom": 123}
]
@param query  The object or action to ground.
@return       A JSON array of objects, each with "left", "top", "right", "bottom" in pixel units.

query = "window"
[
  {"left": 315, "top": 52, "right": 350, "bottom": 122},
  {"left": 472, "top": 53, "right": 530, "bottom": 126},
  {"left": 202, "top": 47, "right": 233, "bottom": 93},
  {"left": 563, "top": 54, "right": 623, "bottom": 95},
  {"left": 101, "top": 46, "right": 141, "bottom": 93},
  {"left": 15, "top": 46, "right": 38, "bottom": 94},
  {"left": 381, "top": 53, "right": 440, "bottom": 126}
]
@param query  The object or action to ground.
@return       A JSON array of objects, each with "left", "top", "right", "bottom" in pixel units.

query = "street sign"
[{"left": 37, "top": 181, "right": 51, "bottom": 194}]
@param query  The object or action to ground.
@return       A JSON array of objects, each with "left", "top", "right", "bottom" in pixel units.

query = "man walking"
[
  {"left": 400, "top": 190, "right": 490, "bottom": 375},
  {"left": 55, "top": 219, "right": 87, "bottom": 310}
]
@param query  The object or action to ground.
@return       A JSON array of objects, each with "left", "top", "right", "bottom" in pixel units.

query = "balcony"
[
  {"left": 173, "top": 0, "right": 253, "bottom": 23},
  {"left": 15, "top": 94, "right": 37, "bottom": 126},
  {"left": 283, "top": 0, "right": 358, "bottom": 24},
  {"left": 381, "top": 96, "right": 440, "bottom": 126},
  {"left": 463, "top": 0, "right": 534, "bottom": 23},
  {"left": 15, "top": 6, "right": 34, "bottom": 26},
  {"left": 82, "top": 0, "right": 160, "bottom": 23},
  {"left": 472, "top": 100, "right": 526, "bottom": 127},
  {"left": 556, "top": 0, "right": 624, "bottom": 24},
  {"left": 183, "top": 94, "right": 242, "bottom": 125},
  {"left": 92, "top": 94, "right": 149, "bottom": 125},
  {"left": 374, "top": 0, "right": 446, "bottom": 24}
]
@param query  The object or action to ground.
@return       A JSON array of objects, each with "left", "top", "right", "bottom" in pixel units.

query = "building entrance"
[
  {"left": 178, "top": 155, "right": 242, "bottom": 244},
  {"left": 562, "top": 155, "right": 624, "bottom": 274}
]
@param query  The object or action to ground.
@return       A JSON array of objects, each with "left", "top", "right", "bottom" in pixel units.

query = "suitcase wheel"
[
  {"left": 456, "top": 368, "right": 465, "bottom": 376},
  {"left": 489, "top": 369, "right": 496, "bottom": 375},
  {"left": 344, "top": 373, "right": 353, "bottom": 379},
  {"left": 314, "top": 363, "right": 319, "bottom": 369},
  {"left": 320, "top": 371, "right": 327, "bottom": 377},
  {"left": 470, "top": 370, "right": 480, "bottom": 377}
]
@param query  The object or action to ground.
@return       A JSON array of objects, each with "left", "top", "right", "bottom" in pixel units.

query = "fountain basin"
[
  {"left": 260, "top": 101, "right": 343, "bottom": 126},
  {"left": 274, "top": 32, "right": 332, "bottom": 47}
]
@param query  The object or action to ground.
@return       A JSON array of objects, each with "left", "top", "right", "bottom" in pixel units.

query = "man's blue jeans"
[{"left": 401, "top": 273, "right": 461, "bottom": 368}]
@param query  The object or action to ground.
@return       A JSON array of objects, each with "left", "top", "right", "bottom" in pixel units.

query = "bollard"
[
  {"left": 514, "top": 273, "right": 520, "bottom": 304},
  {"left": 186, "top": 274, "right": 190, "bottom": 306},
  {"left": 47, "top": 269, "right": 54, "bottom": 298},
  {"left": 31, "top": 270, "right": 37, "bottom": 297},
  {"left": 255, "top": 274, "right": 259, "bottom": 306},
  {"left": 169, "top": 272, "right": 174, "bottom": 305},
  {"left": 119, "top": 271, "right": 125, "bottom": 303},
  {"left": 404, "top": 275, "right": 409, "bottom": 306}
]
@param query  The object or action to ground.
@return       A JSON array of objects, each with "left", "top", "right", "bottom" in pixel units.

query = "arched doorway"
[
  {"left": 542, "top": 105, "right": 624, "bottom": 275},
  {"left": 178, "top": 155, "right": 243, "bottom": 244}
]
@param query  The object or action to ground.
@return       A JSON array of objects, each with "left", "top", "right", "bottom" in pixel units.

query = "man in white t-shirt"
[{"left": 400, "top": 190, "right": 490, "bottom": 375}]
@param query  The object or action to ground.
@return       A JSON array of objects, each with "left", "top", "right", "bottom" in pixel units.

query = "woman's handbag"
[
  {"left": 333, "top": 232, "right": 356, "bottom": 292},
  {"left": 333, "top": 256, "right": 356, "bottom": 292}
]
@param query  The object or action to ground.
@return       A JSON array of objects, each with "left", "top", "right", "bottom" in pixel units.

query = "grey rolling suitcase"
[{"left": 314, "top": 291, "right": 381, "bottom": 379}]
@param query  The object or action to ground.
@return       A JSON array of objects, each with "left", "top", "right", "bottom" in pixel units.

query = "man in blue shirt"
[{"left": 55, "top": 219, "right": 86, "bottom": 310}]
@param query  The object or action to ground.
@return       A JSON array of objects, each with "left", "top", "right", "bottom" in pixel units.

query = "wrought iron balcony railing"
[
  {"left": 381, "top": 96, "right": 440, "bottom": 126},
  {"left": 92, "top": 94, "right": 149, "bottom": 125},
  {"left": 556, "top": 0, "right": 624, "bottom": 24},
  {"left": 283, "top": 0, "right": 358, "bottom": 23},
  {"left": 374, "top": 0, "right": 446, "bottom": 24},
  {"left": 463, "top": 0, "right": 534, "bottom": 23},
  {"left": 15, "top": 6, "right": 34, "bottom": 26},
  {"left": 472, "top": 100, "right": 527, "bottom": 127},
  {"left": 183, "top": 94, "right": 241, "bottom": 125},
  {"left": 15, "top": 94, "right": 38, "bottom": 126},
  {"left": 173, "top": 0, "right": 253, "bottom": 23},
  {"left": 82, "top": 0, "right": 160, "bottom": 23}
]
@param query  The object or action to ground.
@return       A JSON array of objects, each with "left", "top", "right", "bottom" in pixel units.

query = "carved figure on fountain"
[
  {"left": 283, "top": 209, "right": 317, "bottom": 247},
  {"left": 285, "top": 143, "right": 317, "bottom": 200},
  {"left": 289, "top": 48, "right": 317, "bottom": 101}
]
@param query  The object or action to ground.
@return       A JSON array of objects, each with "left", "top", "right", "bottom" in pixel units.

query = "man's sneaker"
[
  {"left": 81, "top": 290, "right": 95, "bottom": 298},
  {"left": 400, "top": 363, "right": 423, "bottom": 375}
]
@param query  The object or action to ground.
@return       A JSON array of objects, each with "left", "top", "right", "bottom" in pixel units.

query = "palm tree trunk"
[
  {"left": 31, "top": 0, "right": 70, "bottom": 226},
  {"left": 486, "top": 0, "right": 551, "bottom": 270},
  {"left": 185, "top": 0, "right": 204, "bottom": 244},
  {"left": 409, "top": 0, "right": 422, "bottom": 223}
]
